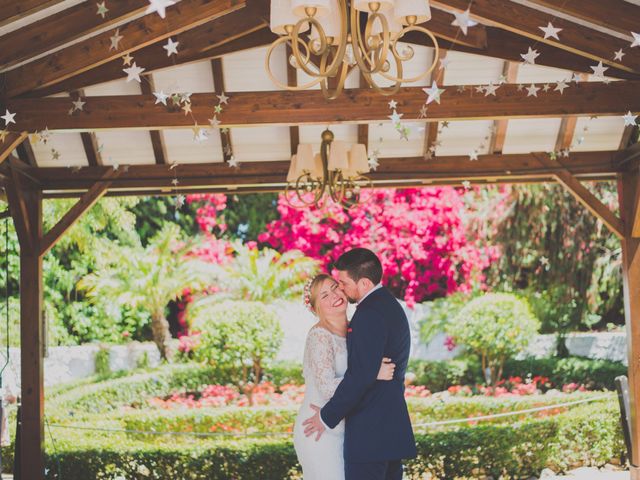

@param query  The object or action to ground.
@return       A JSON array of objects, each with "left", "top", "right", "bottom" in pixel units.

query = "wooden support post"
[
  {"left": 619, "top": 170, "right": 640, "bottom": 478},
  {"left": 5, "top": 170, "right": 44, "bottom": 480}
]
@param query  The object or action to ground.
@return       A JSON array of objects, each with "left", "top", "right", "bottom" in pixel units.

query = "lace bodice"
[{"left": 302, "top": 326, "right": 348, "bottom": 401}]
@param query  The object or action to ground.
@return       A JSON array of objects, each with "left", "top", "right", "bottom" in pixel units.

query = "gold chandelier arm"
[
  {"left": 320, "top": 52, "right": 349, "bottom": 100},
  {"left": 379, "top": 26, "right": 440, "bottom": 84},
  {"left": 265, "top": 36, "right": 325, "bottom": 90},
  {"left": 358, "top": 55, "right": 403, "bottom": 97},
  {"left": 350, "top": 8, "right": 389, "bottom": 75}
]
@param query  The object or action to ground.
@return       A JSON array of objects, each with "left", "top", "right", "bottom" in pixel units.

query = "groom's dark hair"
[{"left": 335, "top": 248, "right": 382, "bottom": 284}]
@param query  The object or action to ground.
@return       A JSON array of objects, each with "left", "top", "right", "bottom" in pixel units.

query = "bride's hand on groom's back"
[{"left": 377, "top": 357, "right": 395, "bottom": 381}]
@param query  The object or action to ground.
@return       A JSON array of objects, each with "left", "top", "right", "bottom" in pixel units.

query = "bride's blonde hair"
[{"left": 304, "top": 273, "right": 333, "bottom": 314}]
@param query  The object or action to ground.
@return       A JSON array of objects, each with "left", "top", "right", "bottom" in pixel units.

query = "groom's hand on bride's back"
[
  {"left": 303, "top": 404, "right": 326, "bottom": 441},
  {"left": 377, "top": 357, "right": 395, "bottom": 381}
]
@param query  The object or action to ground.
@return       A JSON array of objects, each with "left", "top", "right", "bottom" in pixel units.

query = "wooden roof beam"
[
  {"left": 0, "top": 131, "right": 27, "bottom": 165},
  {"left": 0, "top": 0, "right": 65, "bottom": 28},
  {"left": 431, "top": 0, "right": 638, "bottom": 73},
  {"left": 211, "top": 58, "right": 233, "bottom": 163},
  {"left": 3, "top": 0, "right": 245, "bottom": 98},
  {"left": 139, "top": 79, "right": 168, "bottom": 165},
  {"left": 0, "top": 0, "right": 150, "bottom": 70},
  {"left": 527, "top": 0, "right": 640, "bottom": 37},
  {"left": 7, "top": 80, "right": 640, "bottom": 131},
  {"left": 489, "top": 61, "right": 519, "bottom": 154},
  {"left": 25, "top": 6, "right": 269, "bottom": 99}
]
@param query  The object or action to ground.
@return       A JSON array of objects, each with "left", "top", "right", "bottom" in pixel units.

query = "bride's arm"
[{"left": 306, "top": 329, "right": 342, "bottom": 400}]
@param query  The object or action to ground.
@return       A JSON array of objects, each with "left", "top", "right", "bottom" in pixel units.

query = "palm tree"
[
  {"left": 197, "top": 241, "right": 319, "bottom": 304},
  {"left": 79, "top": 224, "right": 215, "bottom": 359}
]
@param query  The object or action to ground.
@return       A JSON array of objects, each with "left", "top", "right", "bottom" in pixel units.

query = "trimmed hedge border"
[{"left": 7, "top": 398, "right": 620, "bottom": 480}]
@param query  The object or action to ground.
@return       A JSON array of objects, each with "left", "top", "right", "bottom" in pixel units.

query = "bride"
[{"left": 293, "top": 274, "right": 396, "bottom": 479}]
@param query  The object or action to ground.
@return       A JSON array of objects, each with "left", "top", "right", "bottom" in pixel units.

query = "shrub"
[
  {"left": 448, "top": 293, "right": 540, "bottom": 384},
  {"left": 188, "top": 301, "right": 283, "bottom": 395},
  {"left": 16, "top": 397, "right": 622, "bottom": 479},
  {"left": 408, "top": 359, "right": 469, "bottom": 392},
  {"left": 94, "top": 346, "right": 111, "bottom": 379},
  {"left": 264, "top": 361, "right": 304, "bottom": 387}
]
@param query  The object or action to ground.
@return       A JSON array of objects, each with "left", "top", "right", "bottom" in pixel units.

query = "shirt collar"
[{"left": 357, "top": 283, "right": 383, "bottom": 306}]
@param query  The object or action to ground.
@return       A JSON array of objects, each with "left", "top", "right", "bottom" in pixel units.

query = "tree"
[
  {"left": 79, "top": 224, "right": 215, "bottom": 359},
  {"left": 257, "top": 188, "right": 499, "bottom": 307}
]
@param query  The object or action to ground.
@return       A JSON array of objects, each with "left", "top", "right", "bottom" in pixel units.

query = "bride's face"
[{"left": 314, "top": 278, "right": 348, "bottom": 317}]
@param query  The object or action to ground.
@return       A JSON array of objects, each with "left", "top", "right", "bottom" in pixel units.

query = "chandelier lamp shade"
[
  {"left": 285, "top": 130, "right": 373, "bottom": 208},
  {"left": 267, "top": 0, "right": 440, "bottom": 99}
]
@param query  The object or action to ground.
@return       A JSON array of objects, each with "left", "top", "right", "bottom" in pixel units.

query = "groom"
[{"left": 303, "top": 248, "right": 416, "bottom": 480}]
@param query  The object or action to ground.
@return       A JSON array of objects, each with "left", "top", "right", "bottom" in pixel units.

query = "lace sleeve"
[{"left": 306, "top": 328, "right": 343, "bottom": 400}]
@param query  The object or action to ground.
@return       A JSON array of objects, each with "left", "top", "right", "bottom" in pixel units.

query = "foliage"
[
  {"left": 79, "top": 224, "right": 215, "bottom": 359},
  {"left": 94, "top": 347, "right": 112, "bottom": 380},
  {"left": 9, "top": 396, "right": 621, "bottom": 479},
  {"left": 187, "top": 301, "right": 283, "bottom": 394},
  {"left": 263, "top": 361, "right": 305, "bottom": 387},
  {"left": 128, "top": 196, "right": 200, "bottom": 244},
  {"left": 489, "top": 182, "right": 623, "bottom": 338},
  {"left": 446, "top": 293, "right": 540, "bottom": 384},
  {"left": 418, "top": 291, "right": 480, "bottom": 344},
  {"left": 258, "top": 188, "right": 501, "bottom": 307},
  {"left": 408, "top": 358, "right": 470, "bottom": 392},
  {"left": 199, "top": 242, "right": 318, "bottom": 303}
]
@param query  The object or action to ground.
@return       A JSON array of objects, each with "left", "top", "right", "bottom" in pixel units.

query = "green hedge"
[{"left": 26, "top": 398, "right": 623, "bottom": 480}]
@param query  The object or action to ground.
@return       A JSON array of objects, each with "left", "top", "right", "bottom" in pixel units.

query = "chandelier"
[
  {"left": 267, "top": 0, "right": 440, "bottom": 99},
  {"left": 285, "top": 129, "right": 373, "bottom": 208}
]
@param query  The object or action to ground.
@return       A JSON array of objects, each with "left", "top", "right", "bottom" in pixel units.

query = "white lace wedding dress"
[{"left": 293, "top": 326, "right": 348, "bottom": 480}]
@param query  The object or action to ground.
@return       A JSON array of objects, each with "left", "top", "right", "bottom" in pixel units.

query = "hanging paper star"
[
  {"left": 182, "top": 103, "right": 192, "bottom": 115},
  {"left": 1, "top": 109, "right": 16, "bottom": 126},
  {"left": 180, "top": 92, "right": 192, "bottom": 104},
  {"left": 228, "top": 156, "right": 239, "bottom": 168},
  {"left": 388, "top": 99, "right": 398, "bottom": 110},
  {"left": 175, "top": 194, "right": 186, "bottom": 208},
  {"left": 590, "top": 61, "right": 608, "bottom": 78},
  {"left": 622, "top": 111, "right": 638, "bottom": 126},
  {"left": 163, "top": 38, "right": 179, "bottom": 56},
  {"left": 209, "top": 116, "right": 220, "bottom": 128},
  {"left": 388, "top": 110, "right": 403, "bottom": 123},
  {"left": 631, "top": 32, "right": 640, "bottom": 48},
  {"left": 484, "top": 82, "right": 499, "bottom": 96},
  {"left": 418, "top": 104, "right": 428, "bottom": 119},
  {"left": 122, "top": 53, "right": 133, "bottom": 66},
  {"left": 217, "top": 92, "right": 229, "bottom": 105},
  {"left": 517, "top": 84, "right": 525, "bottom": 91},
  {"left": 214, "top": 104, "right": 223, "bottom": 114},
  {"left": 462, "top": 180, "right": 471, "bottom": 189},
  {"left": 451, "top": 9, "right": 474, "bottom": 36},
  {"left": 520, "top": 47, "right": 540, "bottom": 65},
  {"left": 153, "top": 91, "right": 169, "bottom": 105},
  {"left": 456, "top": 85, "right": 466, "bottom": 93},
  {"left": 146, "top": 0, "right": 176, "bottom": 19},
  {"left": 398, "top": 125, "right": 410, "bottom": 141},
  {"left": 192, "top": 125, "right": 208, "bottom": 142},
  {"left": 469, "top": 150, "right": 478, "bottom": 161},
  {"left": 39, "top": 128, "right": 51, "bottom": 144},
  {"left": 614, "top": 49, "right": 625, "bottom": 61},
  {"left": 555, "top": 80, "right": 569, "bottom": 94},
  {"left": 221, "top": 127, "right": 229, "bottom": 134},
  {"left": 474, "top": 85, "right": 485, "bottom": 93},
  {"left": 526, "top": 84, "right": 540, "bottom": 97},
  {"left": 539, "top": 22, "right": 562, "bottom": 40},
  {"left": 171, "top": 178, "right": 179, "bottom": 186},
  {"left": 109, "top": 28, "right": 123, "bottom": 51},
  {"left": 439, "top": 57, "right": 451, "bottom": 69},
  {"left": 571, "top": 72, "right": 582, "bottom": 83},
  {"left": 51, "top": 149, "right": 61, "bottom": 160},
  {"left": 72, "top": 98, "right": 86, "bottom": 112},
  {"left": 96, "top": 1, "right": 109, "bottom": 18},
  {"left": 423, "top": 81, "right": 445, "bottom": 105},
  {"left": 441, "top": 121, "right": 450, "bottom": 129},
  {"left": 542, "top": 83, "right": 551, "bottom": 92},
  {"left": 123, "top": 62, "right": 145, "bottom": 82}
]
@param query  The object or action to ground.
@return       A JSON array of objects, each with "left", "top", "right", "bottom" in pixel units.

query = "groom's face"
[{"left": 336, "top": 270, "right": 360, "bottom": 304}]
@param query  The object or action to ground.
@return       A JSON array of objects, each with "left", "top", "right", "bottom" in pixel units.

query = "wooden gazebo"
[{"left": 0, "top": 0, "right": 639, "bottom": 478}]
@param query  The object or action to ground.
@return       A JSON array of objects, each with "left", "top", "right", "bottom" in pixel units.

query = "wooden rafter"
[
  {"left": 403, "top": 8, "right": 486, "bottom": 49},
  {"left": 211, "top": 58, "right": 233, "bottom": 163},
  {"left": 554, "top": 74, "right": 588, "bottom": 152},
  {"left": 8, "top": 80, "right": 640, "bottom": 132},
  {"left": 620, "top": 126, "right": 638, "bottom": 150},
  {"left": 431, "top": 0, "right": 637, "bottom": 73},
  {"left": 16, "top": 137, "right": 37, "bottom": 166},
  {"left": 0, "top": 0, "right": 64, "bottom": 27},
  {"left": 139, "top": 79, "right": 168, "bottom": 165},
  {"left": 357, "top": 73, "right": 369, "bottom": 149},
  {"left": 24, "top": 150, "right": 619, "bottom": 193},
  {"left": 5, "top": 157, "right": 37, "bottom": 252},
  {"left": 26, "top": 5, "right": 269, "bottom": 98},
  {"left": 40, "top": 168, "right": 119, "bottom": 256},
  {"left": 535, "top": 153, "right": 623, "bottom": 238},
  {"left": 527, "top": 0, "right": 640, "bottom": 37},
  {"left": 0, "top": 131, "right": 27, "bottom": 164},
  {"left": 74, "top": 90, "right": 104, "bottom": 167},
  {"left": 489, "top": 61, "right": 519, "bottom": 154},
  {"left": 0, "top": 0, "right": 149, "bottom": 70},
  {"left": 3, "top": 0, "right": 245, "bottom": 98}
]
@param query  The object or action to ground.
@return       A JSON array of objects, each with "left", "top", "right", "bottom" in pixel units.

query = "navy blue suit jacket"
[{"left": 320, "top": 286, "right": 417, "bottom": 463}]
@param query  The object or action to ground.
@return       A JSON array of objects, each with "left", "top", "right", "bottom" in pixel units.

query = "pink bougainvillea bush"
[{"left": 257, "top": 187, "right": 501, "bottom": 306}]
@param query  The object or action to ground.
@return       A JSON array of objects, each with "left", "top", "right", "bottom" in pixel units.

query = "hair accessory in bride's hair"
[{"left": 303, "top": 279, "right": 314, "bottom": 312}]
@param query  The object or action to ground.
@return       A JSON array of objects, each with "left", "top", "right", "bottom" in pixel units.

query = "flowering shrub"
[
  {"left": 258, "top": 188, "right": 500, "bottom": 307},
  {"left": 445, "top": 376, "right": 588, "bottom": 398}
]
